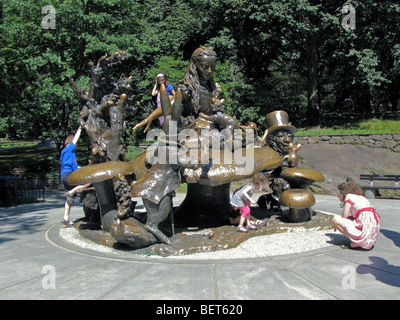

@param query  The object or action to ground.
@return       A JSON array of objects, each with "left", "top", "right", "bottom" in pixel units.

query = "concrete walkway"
[{"left": 0, "top": 191, "right": 399, "bottom": 300}]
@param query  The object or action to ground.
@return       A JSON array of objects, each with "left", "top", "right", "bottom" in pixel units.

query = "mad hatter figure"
[{"left": 264, "top": 110, "right": 297, "bottom": 165}]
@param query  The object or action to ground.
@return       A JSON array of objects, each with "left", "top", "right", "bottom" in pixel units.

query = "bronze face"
[
  {"left": 269, "top": 129, "right": 293, "bottom": 156},
  {"left": 196, "top": 54, "right": 216, "bottom": 83}
]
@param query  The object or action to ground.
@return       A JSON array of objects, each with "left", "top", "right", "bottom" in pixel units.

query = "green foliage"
[
  {"left": 348, "top": 49, "right": 388, "bottom": 87},
  {"left": 138, "top": 55, "right": 186, "bottom": 100},
  {"left": 0, "top": 146, "right": 60, "bottom": 178},
  {"left": 125, "top": 145, "right": 145, "bottom": 161},
  {"left": 1, "top": 0, "right": 399, "bottom": 149},
  {"left": 0, "top": 0, "right": 151, "bottom": 147}
]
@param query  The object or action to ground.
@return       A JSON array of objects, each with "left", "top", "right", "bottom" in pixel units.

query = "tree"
[
  {"left": 320, "top": 0, "right": 400, "bottom": 116},
  {"left": 1, "top": 0, "right": 399, "bottom": 147},
  {"left": 0, "top": 0, "right": 151, "bottom": 149}
]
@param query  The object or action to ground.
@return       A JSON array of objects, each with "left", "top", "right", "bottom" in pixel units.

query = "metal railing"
[{"left": 17, "top": 178, "right": 47, "bottom": 203}]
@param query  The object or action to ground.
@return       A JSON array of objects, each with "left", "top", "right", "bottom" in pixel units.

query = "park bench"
[{"left": 360, "top": 174, "right": 400, "bottom": 199}]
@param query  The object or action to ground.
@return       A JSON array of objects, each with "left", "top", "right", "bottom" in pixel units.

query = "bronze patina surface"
[
  {"left": 67, "top": 47, "right": 325, "bottom": 249},
  {"left": 74, "top": 207, "right": 333, "bottom": 257}
]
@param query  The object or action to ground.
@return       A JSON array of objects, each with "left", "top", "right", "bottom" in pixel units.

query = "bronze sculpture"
[
  {"left": 68, "top": 50, "right": 139, "bottom": 164},
  {"left": 264, "top": 110, "right": 325, "bottom": 222},
  {"left": 67, "top": 47, "right": 324, "bottom": 250}
]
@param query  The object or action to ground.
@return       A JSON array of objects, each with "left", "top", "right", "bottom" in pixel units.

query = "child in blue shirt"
[
  {"left": 152, "top": 72, "right": 176, "bottom": 125},
  {"left": 60, "top": 125, "right": 90, "bottom": 227}
]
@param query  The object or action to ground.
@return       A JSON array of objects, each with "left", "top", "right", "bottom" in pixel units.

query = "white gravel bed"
[
  {"left": 59, "top": 226, "right": 346, "bottom": 260},
  {"left": 59, "top": 227, "right": 118, "bottom": 254},
  {"left": 169, "top": 228, "right": 344, "bottom": 260}
]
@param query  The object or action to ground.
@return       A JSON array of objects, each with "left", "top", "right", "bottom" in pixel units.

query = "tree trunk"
[
  {"left": 388, "top": 83, "right": 399, "bottom": 112},
  {"left": 364, "top": 85, "right": 372, "bottom": 114},
  {"left": 306, "top": 32, "right": 320, "bottom": 125}
]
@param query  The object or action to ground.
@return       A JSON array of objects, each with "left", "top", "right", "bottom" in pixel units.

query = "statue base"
[
  {"left": 173, "top": 183, "right": 232, "bottom": 227},
  {"left": 73, "top": 208, "right": 333, "bottom": 257}
]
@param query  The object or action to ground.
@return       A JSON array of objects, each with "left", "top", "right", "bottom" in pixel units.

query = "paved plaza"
[{"left": 0, "top": 191, "right": 399, "bottom": 300}]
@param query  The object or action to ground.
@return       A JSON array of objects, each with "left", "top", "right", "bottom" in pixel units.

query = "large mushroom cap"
[
  {"left": 279, "top": 189, "right": 315, "bottom": 209},
  {"left": 184, "top": 146, "right": 283, "bottom": 186},
  {"left": 279, "top": 167, "right": 325, "bottom": 189}
]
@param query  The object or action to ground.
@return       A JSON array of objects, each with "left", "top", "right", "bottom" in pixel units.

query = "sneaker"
[
  {"left": 261, "top": 219, "right": 268, "bottom": 226},
  {"left": 60, "top": 219, "right": 73, "bottom": 227},
  {"left": 255, "top": 219, "right": 267, "bottom": 227},
  {"left": 237, "top": 226, "right": 249, "bottom": 233},
  {"left": 247, "top": 224, "right": 258, "bottom": 230}
]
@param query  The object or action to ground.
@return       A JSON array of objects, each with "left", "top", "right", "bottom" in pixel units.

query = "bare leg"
[
  {"left": 66, "top": 183, "right": 91, "bottom": 197},
  {"left": 236, "top": 215, "right": 249, "bottom": 232},
  {"left": 332, "top": 220, "right": 348, "bottom": 237},
  {"left": 332, "top": 216, "right": 348, "bottom": 234},
  {"left": 332, "top": 216, "right": 358, "bottom": 247},
  {"left": 238, "top": 215, "right": 245, "bottom": 228},
  {"left": 63, "top": 198, "right": 72, "bottom": 221},
  {"left": 132, "top": 107, "right": 163, "bottom": 135}
]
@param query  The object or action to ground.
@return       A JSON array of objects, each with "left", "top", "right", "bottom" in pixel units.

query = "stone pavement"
[{"left": 0, "top": 191, "right": 399, "bottom": 300}]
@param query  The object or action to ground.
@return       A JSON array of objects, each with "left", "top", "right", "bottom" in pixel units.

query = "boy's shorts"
[{"left": 61, "top": 172, "right": 74, "bottom": 191}]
